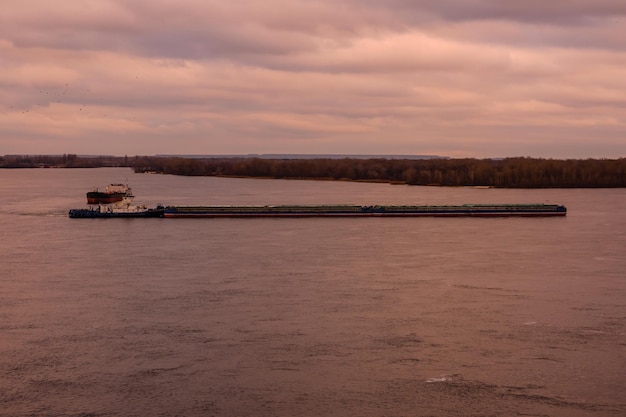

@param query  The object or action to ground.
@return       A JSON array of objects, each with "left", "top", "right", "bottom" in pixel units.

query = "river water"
[{"left": 1, "top": 167, "right": 624, "bottom": 417}]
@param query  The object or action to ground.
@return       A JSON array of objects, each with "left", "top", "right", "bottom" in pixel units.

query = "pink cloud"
[{"left": 1, "top": 0, "right": 625, "bottom": 158}]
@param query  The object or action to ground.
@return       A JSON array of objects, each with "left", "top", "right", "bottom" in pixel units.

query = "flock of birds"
[{"left": 11, "top": 83, "right": 97, "bottom": 115}]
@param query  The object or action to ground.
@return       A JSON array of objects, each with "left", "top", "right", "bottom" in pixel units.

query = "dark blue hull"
[{"left": 68, "top": 208, "right": 164, "bottom": 218}]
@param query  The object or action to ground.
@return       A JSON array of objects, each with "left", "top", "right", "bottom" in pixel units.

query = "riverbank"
[{"left": 3, "top": 154, "right": 626, "bottom": 187}]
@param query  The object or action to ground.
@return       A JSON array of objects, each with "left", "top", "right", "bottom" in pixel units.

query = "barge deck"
[{"left": 161, "top": 204, "right": 567, "bottom": 218}]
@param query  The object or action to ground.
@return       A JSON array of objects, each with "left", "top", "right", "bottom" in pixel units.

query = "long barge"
[
  {"left": 161, "top": 204, "right": 567, "bottom": 218},
  {"left": 71, "top": 183, "right": 568, "bottom": 218}
]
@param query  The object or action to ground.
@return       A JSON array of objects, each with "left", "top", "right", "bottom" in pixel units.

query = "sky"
[{"left": 1, "top": 0, "right": 625, "bottom": 158}]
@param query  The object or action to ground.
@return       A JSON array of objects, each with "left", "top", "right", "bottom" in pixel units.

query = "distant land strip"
[
  {"left": 155, "top": 153, "right": 449, "bottom": 160},
  {"left": 2, "top": 154, "right": 625, "bottom": 188}
]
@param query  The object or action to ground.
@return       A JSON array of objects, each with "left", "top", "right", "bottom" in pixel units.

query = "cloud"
[
  {"left": 360, "top": 0, "right": 626, "bottom": 24},
  {"left": 1, "top": 0, "right": 625, "bottom": 158}
]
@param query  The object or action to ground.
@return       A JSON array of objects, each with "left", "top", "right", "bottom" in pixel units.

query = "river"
[{"left": 1, "top": 168, "right": 624, "bottom": 416}]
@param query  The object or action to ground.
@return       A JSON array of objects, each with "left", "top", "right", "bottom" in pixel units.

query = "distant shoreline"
[{"left": 2, "top": 154, "right": 625, "bottom": 188}]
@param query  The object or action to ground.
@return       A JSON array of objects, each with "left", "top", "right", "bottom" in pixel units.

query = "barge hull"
[
  {"left": 162, "top": 204, "right": 567, "bottom": 218},
  {"left": 68, "top": 204, "right": 567, "bottom": 218},
  {"left": 162, "top": 212, "right": 566, "bottom": 218}
]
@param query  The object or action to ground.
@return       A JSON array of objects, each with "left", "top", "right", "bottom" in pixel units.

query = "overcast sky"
[{"left": 1, "top": 0, "right": 625, "bottom": 158}]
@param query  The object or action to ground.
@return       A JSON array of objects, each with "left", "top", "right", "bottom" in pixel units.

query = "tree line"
[
  {"left": 131, "top": 156, "right": 626, "bottom": 188},
  {"left": 2, "top": 154, "right": 624, "bottom": 187},
  {"left": 0, "top": 154, "right": 129, "bottom": 168}
]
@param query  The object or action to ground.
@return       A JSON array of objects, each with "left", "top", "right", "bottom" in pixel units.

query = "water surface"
[{"left": 1, "top": 168, "right": 624, "bottom": 416}]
